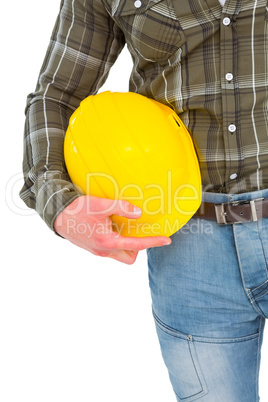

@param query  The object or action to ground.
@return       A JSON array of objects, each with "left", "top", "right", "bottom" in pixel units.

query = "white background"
[{"left": 1, "top": 1, "right": 268, "bottom": 401}]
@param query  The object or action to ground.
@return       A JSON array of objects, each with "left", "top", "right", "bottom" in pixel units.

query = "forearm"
[{"left": 20, "top": 98, "right": 80, "bottom": 231}]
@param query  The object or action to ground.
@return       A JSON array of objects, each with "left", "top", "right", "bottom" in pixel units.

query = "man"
[{"left": 20, "top": 0, "right": 268, "bottom": 400}]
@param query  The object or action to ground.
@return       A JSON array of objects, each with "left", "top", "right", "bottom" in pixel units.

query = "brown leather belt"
[{"left": 194, "top": 197, "right": 268, "bottom": 225}]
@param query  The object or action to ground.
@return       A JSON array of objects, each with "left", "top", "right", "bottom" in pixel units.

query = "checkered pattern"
[{"left": 20, "top": 0, "right": 268, "bottom": 231}]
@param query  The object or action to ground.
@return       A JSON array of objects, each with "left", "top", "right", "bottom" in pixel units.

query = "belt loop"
[
  {"left": 250, "top": 200, "right": 258, "bottom": 222},
  {"left": 214, "top": 204, "right": 227, "bottom": 225}
]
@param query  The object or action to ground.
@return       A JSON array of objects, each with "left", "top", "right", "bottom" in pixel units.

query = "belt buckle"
[{"left": 214, "top": 197, "right": 264, "bottom": 225}]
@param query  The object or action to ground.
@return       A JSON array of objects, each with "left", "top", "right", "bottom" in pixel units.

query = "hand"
[{"left": 54, "top": 195, "right": 172, "bottom": 265}]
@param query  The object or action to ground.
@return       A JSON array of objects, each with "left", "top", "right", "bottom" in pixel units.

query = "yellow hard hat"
[{"left": 64, "top": 91, "right": 201, "bottom": 237}]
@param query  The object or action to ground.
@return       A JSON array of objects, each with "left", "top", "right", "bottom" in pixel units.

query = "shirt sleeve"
[{"left": 19, "top": 0, "right": 126, "bottom": 233}]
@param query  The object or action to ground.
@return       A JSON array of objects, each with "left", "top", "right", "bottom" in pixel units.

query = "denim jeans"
[{"left": 146, "top": 189, "right": 268, "bottom": 402}]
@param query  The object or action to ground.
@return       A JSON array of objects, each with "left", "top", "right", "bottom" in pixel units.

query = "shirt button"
[
  {"left": 228, "top": 124, "right": 236, "bottom": 133},
  {"left": 225, "top": 73, "right": 233, "bottom": 81},
  {"left": 134, "top": 0, "right": 142, "bottom": 7},
  {"left": 230, "top": 173, "right": 237, "bottom": 180},
  {"left": 223, "top": 17, "right": 231, "bottom": 26}
]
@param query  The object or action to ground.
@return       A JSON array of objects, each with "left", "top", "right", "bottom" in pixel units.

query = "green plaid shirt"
[{"left": 20, "top": 0, "right": 268, "bottom": 231}]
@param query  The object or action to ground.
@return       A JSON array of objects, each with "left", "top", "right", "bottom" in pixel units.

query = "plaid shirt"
[{"left": 20, "top": 0, "right": 268, "bottom": 231}]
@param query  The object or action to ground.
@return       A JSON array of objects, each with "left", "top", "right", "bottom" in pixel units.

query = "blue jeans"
[{"left": 146, "top": 189, "right": 268, "bottom": 402}]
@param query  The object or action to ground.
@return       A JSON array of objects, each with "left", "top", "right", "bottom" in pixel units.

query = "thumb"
[
  {"left": 84, "top": 196, "right": 143, "bottom": 218},
  {"left": 104, "top": 199, "right": 143, "bottom": 218}
]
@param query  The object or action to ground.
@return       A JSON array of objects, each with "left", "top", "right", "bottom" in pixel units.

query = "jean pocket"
[{"left": 153, "top": 312, "right": 208, "bottom": 401}]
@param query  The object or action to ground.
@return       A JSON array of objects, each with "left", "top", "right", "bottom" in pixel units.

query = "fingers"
[
  {"left": 87, "top": 196, "right": 143, "bottom": 218},
  {"left": 103, "top": 231, "right": 172, "bottom": 251},
  {"left": 67, "top": 234, "right": 140, "bottom": 264},
  {"left": 56, "top": 195, "right": 172, "bottom": 265},
  {"left": 106, "top": 249, "right": 139, "bottom": 265},
  {"left": 86, "top": 245, "right": 139, "bottom": 265}
]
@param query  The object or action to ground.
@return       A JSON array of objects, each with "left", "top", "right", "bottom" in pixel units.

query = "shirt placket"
[{"left": 220, "top": 0, "right": 243, "bottom": 193}]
